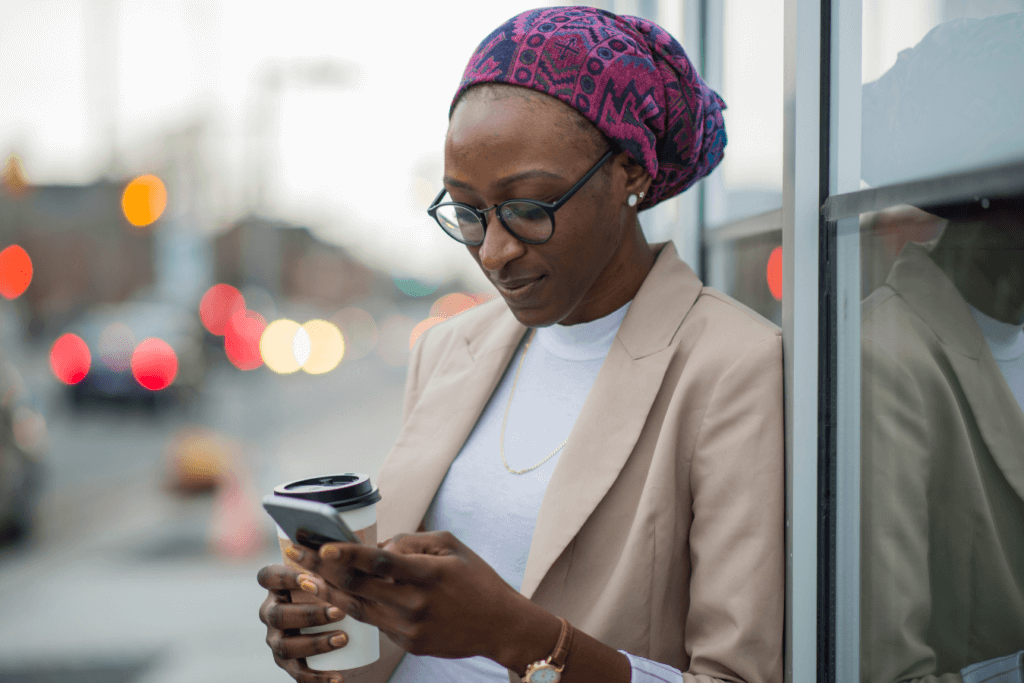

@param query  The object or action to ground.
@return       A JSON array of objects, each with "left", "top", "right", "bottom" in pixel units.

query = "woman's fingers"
[
  {"left": 261, "top": 597, "right": 346, "bottom": 631},
  {"left": 267, "top": 628, "right": 349, "bottom": 661},
  {"left": 272, "top": 651, "right": 345, "bottom": 683},
  {"left": 257, "top": 563, "right": 304, "bottom": 591},
  {"left": 313, "top": 542, "right": 437, "bottom": 587}
]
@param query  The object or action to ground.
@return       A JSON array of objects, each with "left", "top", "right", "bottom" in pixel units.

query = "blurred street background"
[
  {"left": 0, "top": 0, "right": 784, "bottom": 678},
  {"left": 0, "top": 0, "right": 608, "bottom": 680}
]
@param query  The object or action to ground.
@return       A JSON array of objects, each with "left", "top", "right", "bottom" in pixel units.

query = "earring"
[
  {"left": 638, "top": 191, "right": 645, "bottom": 199},
  {"left": 627, "top": 194, "right": 638, "bottom": 207}
]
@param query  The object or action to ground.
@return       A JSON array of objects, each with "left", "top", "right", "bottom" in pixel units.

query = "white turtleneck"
[
  {"left": 387, "top": 301, "right": 686, "bottom": 683},
  {"left": 969, "top": 305, "right": 1024, "bottom": 415}
]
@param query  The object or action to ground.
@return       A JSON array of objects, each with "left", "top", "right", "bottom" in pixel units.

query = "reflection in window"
[
  {"left": 860, "top": 204, "right": 1024, "bottom": 683},
  {"left": 857, "top": 7, "right": 1024, "bottom": 681},
  {"left": 861, "top": 5, "right": 1024, "bottom": 187},
  {"left": 705, "top": 232, "right": 781, "bottom": 326}
]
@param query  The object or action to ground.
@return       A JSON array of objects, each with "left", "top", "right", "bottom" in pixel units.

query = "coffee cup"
[{"left": 271, "top": 473, "right": 382, "bottom": 671}]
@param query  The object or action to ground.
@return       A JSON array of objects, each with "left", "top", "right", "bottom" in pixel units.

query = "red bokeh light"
[
  {"left": 766, "top": 246, "right": 783, "bottom": 301},
  {"left": 225, "top": 309, "right": 266, "bottom": 371},
  {"left": 430, "top": 292, "right": 479, "bottom": 320},
  {"left": 131, "top": 338, "right": 178, "bottom": 391},
  {"left": 0, "top": 245, "right": 33, "bottom": 299},
  {"left": 200, "top": 284, "right": 246, "bottom": 336},
  {"left": 50, "top": 333, "right": 91, "bottom": 385},
  {"left": 410, "top": 316, "right": 444, "bottom": 349}
]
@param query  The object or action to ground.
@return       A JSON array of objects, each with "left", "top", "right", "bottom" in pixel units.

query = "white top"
[
  {"left": 388, "top": 301, "right": 685, "bottom": 683},
  {"left": 969, "top": 304, "right": 1024, "bottom": 415}
]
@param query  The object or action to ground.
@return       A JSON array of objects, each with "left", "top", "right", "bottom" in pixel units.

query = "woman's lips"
[{"left": 494, "top": 275, "right": 544, "bottom": 302}]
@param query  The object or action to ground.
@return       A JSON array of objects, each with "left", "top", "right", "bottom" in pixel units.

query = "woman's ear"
[{"left": 619, "top": 153, "right": 652, "bottom": 199}]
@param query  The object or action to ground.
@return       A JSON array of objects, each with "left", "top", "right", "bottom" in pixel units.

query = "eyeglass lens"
[{"left": 434, "top": 201, "right": 552, "bottom": 245}]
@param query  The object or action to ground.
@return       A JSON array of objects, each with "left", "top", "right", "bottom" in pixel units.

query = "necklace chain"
[{"left": 500, "top": 329, "right": 570, "bottom": 475}]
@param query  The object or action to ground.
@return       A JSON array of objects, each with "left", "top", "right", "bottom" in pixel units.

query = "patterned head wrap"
[{"left": 451, "top": 6, "right": 726, "bottom": 210}]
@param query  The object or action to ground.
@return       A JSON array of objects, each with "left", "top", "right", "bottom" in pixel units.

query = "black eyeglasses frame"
[{"left": 427, "top": 148, "right": 617, "bottom": 246}]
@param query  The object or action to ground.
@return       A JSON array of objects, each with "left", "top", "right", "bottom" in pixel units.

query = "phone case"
[{"left": 262, "top": 494, "right": 361, "bottom": 549}]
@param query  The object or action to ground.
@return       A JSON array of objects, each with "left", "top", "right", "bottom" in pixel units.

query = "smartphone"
[{"left": 262, "top": 494, "right": 362, "bottom": 550}]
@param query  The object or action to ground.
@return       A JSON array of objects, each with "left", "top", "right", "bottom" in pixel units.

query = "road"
[{"left": 0, "top": 343, "right": 408, "bottom": 683}]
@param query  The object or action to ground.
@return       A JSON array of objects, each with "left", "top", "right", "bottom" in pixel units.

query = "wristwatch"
[{"left": 521, "top": 617, "right": 573, "bottom": 683}]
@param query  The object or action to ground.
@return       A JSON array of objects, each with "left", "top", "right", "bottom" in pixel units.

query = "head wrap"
[{"left": 451, "top": 6, "right": 726, "bottom": 210}]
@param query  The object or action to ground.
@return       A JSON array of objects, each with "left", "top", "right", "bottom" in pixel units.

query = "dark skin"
[{"left": 257, "top": 88, "right": 652, "bottom": 682}]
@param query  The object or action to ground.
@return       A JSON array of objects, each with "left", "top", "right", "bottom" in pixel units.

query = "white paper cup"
[{"left": 277, "top": 498, "right": 380, "bottom": 670}]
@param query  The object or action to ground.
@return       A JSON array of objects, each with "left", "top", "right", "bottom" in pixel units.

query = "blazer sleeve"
[
  {"left": 860, "top": 338, "right": 962, "bottom": 683},
  {"left": 685, "top": 334, "right": 785, "bottom": 683}
]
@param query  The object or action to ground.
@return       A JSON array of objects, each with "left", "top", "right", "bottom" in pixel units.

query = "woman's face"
[{"left": 444, "top": 91, "right": 643, "bottom": 327}]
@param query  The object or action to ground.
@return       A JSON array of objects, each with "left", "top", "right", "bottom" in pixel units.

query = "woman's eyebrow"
[{"left": 443, "top": 169, "right": 566, "bottom": 193}]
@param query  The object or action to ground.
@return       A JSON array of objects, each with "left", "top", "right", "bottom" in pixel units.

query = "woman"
[{"left": 257, "top": 7, "right": 784, "bottom": 683}]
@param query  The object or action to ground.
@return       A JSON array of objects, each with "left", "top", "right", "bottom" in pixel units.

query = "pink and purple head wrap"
[{"left": 451, "top": 6, "right": 726, "bottom": 210}]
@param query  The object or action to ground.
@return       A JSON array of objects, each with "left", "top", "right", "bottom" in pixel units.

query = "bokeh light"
[
  {"left": 293, "top": 326, "right": 311, "bottom": 367},
  {"left": 376, "top": 315, "right": 416, "bottom": 367},
  {"left": 260, "top": 319, "right": 303, "bottom": 374},
  {"left": 225, "top": 309, "right": 267, "bottom": 371},
  {"left": 50, "top": 333, "right": 91, "bottom": 385},
  {"left": 121, "top": 174, "right": 168, "bottom": 227},
  {"left": 430, "top": 292, "right": 478, "bottom": 319},
  {"left": 98, "top": 322, "right": 136, "bottom": 372},
  {"left": 301, "top": 319, "right": 345, "bottom": 375},
  {"left": 331, "top": 307, "right": 378, "bottom": 361},
  {"left": 131, "top": 337, "right": 178, "bottom": 390},
  {"left": 766, "top": 246, "right": 783, "bottom": 301},
  {"left": 0, "top": 245, "right": 33, "bottom": 299},
  {"left": 410, "top": 316, "right": 444, "bottom": 349},
  {"left": 200, "top": 284, "right": 246, "bottom": 336},
  {"left": 393, "top": 275, "right": 439, "bottom": 297}
]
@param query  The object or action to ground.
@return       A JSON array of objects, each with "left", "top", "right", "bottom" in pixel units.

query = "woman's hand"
[
  {"left": 285, "top": 531, "right": 534, "bottom": 664},
  {"left": 256, "top": 563, "right": 356, "bottom": 683}
]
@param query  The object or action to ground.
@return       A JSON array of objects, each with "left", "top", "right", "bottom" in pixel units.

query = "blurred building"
[
  {"left": 0, "top": 157, "right": 155, "bottom": 338},
  {"left": 213, "top": 215, "right": 395, "bottom": 311}
]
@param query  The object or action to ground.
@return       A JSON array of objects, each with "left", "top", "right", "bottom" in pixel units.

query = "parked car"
[
  {"left": 0, "top": 355, "right": 47, "bottom": 546},
  {"left": 63, "top": 300, "right": 208, "bottom": 410}
]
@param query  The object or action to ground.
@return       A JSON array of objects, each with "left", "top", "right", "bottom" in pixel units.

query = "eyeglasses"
[{"left": 427, "top": 149, "right": 616, "bottom": 246}]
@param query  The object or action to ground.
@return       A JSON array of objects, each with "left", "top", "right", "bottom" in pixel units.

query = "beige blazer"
[
  {"left": 347, "top": 242, "right": 784, "bottom": 683},
  {"left": 861, "top": 241, "right": 1024, "bottom": 682}
]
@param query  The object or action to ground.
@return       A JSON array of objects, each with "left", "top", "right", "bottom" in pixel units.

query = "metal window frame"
[
  {"left": 822, "top": 157, "right": 1024, "bottom": 221},
  {"left": 828, "top": 1, "right": 862, "bottom": 682},
  {"left": 782, "top": 0, "right": 823, "bottom": 682}
]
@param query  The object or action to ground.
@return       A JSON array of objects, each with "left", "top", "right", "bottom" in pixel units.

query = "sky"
[
  {"left": 2, "top": 0, "right": 931, "bottom": 280},
  {"left": 0, "top": 0, "right": 581, "bottom": 284}
]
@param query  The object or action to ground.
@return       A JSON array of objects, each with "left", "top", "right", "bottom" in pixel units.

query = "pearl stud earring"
[{"left": 627, "top": 194, "right": 638, "bottom": 207}]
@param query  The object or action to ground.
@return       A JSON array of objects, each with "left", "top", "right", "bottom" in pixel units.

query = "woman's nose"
[{"left": 476, "top": 212, "right": 525, "bottom": 272}]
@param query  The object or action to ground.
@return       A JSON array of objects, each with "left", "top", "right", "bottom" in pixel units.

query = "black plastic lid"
[{"left": 273, "top": 473, "right": 382, "bottom": 511}]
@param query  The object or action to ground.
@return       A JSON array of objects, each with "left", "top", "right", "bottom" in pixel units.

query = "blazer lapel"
[
  {"left": 890, "top": 242, "right": 1024, "bottom": 503},
  {"left": 520, "top": 242, "right": 703, "bottom": 600},
  {"left": 377, "top": 310, "right": 527, "bottom": 540}
]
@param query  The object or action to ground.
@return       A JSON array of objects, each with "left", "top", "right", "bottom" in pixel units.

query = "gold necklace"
[{"left": 500, "top": 329, "right": 570, "bottom": 475}]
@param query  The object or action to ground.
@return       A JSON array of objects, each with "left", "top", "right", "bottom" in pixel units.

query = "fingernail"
[
  {"left": 285, "top": 546, "right": 303, "bottom": 561},
  {"left": 321, "top": 545, "right": 341, "bottom": 560},
  {"left": 327, "top": 607, "right": 343, "bottom": 620},
  {"left": 297, "top": 574, "right": 318, "bottom": 595},
  {"left": 330, "top": 633, "right": 348, "bottom": 648}
]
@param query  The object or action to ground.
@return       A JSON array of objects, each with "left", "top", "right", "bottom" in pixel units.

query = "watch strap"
[{"left": 549, "top": 617, "right": 573, "bottom": 670}]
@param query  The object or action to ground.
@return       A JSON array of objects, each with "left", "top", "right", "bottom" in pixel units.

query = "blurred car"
[
  {"left": 63, "top": 300, "right": 208, "bottom": 410},
  {"left": 0, "top": 355, "right": 47, "bottom": 546}
]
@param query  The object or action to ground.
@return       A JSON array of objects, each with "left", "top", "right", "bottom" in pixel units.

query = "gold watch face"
[{"left": 527, "top": 664, "right": 561, "bottom": 683}]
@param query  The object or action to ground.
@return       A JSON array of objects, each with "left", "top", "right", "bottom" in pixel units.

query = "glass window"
[
  {"left": 838, "top": 5, "right": 1024, "bottom": 680},
  {"left": 706, "top": 228, "right": 782, "bottom": 325},
  {"left": 857, "top": 199, "right": 1024, "bottom": 682},
  {"left": 703, "top": 0, "right": 784, "bottom": 227},
  {"left": 861, "top": 2, "right": 1024, "bottom": 187}
]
